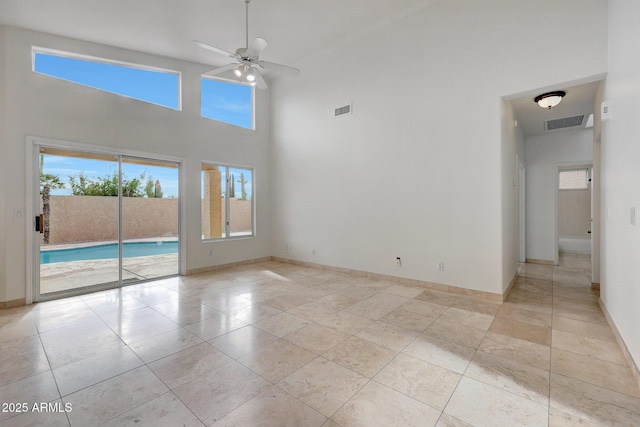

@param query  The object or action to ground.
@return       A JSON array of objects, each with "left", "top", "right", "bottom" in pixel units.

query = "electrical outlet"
[
  {"left": 209, "top": 249, "right": 214, "bottom": 256},
  {"left": 312, "top": 249, "right": 316, "bottom": 255},
  {"left": 437, "top": 262, "right": 445, "bottom": 271},
  {"left": 631, "top": 207, "right": 637, "bottom": 226},
  {"left": 396, "top": 257, "right": 401, "bottom": 267}
]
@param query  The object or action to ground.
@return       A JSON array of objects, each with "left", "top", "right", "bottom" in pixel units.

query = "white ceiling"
[
  {"left": 509, "top": 81, "right": 601, "bottom": 137},
  {"left": 0, "top": 0, "right": 443, "bottom": 68},
  {"left": 0, "top": 0, "right": 599, "bottom": 131}
]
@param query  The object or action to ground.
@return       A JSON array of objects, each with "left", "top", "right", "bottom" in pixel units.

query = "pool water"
[{"left": 41, "top": 241, "right": 178, "bottom": 264}]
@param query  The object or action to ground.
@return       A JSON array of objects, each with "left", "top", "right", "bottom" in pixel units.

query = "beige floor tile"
[
  {"left": 550, "top": 373, "right": 640, "bottom": 427},
  {"left": 345, "top": 293, "right": 409, "bottom": 320},
  {"left": 551, "top": 316, "right": 615, "bottom": 342},
  {"left": 0, "top": 316, "right": 39, "bottom": 343},
  {"left": 332, "top": 380, "right": 441, "bottom": 427},
  {"left": 129, "top": 327, "right": 203, "bottom": 363},
  {"left": 263, "top": 295, "right": 314, "bottom": 311},
  {"left": 317, "top": 311, "right": 373, "bottom": 335},
  {"left": 465, "top": 351, "right": 550, "bottom": 405},
  {"left": 316, "top": 294, "right": 360, "bottom": 310},
  {"left": 149, "top": 301, "right": 223, "bottom": 326},
  {"left": 402, "top": 333, "right": 475, "bottom": 374},
  {"left": 400, "top": 299, "right": 448, "bottom": 317},
  {"left": 447, "top": 298, "right": 502, "bottom": 317},
  {"left": 254, "top": 312, "right": 312, "bottom": 338},
  {"left": 489, "top": 317, "right": 551, "bottom": 346},
  {"left": 374, "top": 353, "right": 461, "bottom": 410},
  {"left": 436, "top": 413, "right": 473, "bottom": 427},
  {"left": 553, "top": 269, "right": 591, "bottom": 287},
  {"left": 103, "top": 307, "right": 181, "bottom": 344},
  {"left": 552, "top": 284, "right": 599, "bottom": 302},
  {"left": 513, "top": 276, "right": 553, "bottom": 295},
  {"left": 478, "top": 332, "right": 551, "bottom": 371},
  {"left": 184, "top": 312, "right": 247, "bottom": 340},
  {"left": 518, "top": 264, "right": 553, "bottom": 281},
  {"left": 323, "top": 336, "right": 397, "bottom": 378},
  {"left": 553, "top": 305, "right": 608, "bottom": 325},
  {"left": 278, "top": 358, "right": 368, "bottom": 417},
  {"left": 356, "top": 321, "right": 419, "bottom": 351},
  {"left": 438, "top": 307, "right": 495, "bottom": 331},
  {"left": 0, "top": 345, "right": 50, "bottom": 387},
  {"left": 551, "top": 348, "right": 640, "bottom": 397},
  {"left": 101, "top": 392, "right": 204, "bottom": 427},
  {"left": 382, "top": 285, "right": 425, "bottom": 298},
  {"left": 496, "top": 305, "right": 552, "bottom": 328},
  {"left": 53, "top": 343, "right": 144, "bottom": 396},
  {"left": 42, "top": 327, "right": 124, "bottom": 369},
  {"left": 0, "top": 399, "right": 71, "bottom": 426},
  {"left": 0, "top": 335, "right": 43, "bottom": 363},
  {"left": 551, "top": 329, "right": 627, "bottom": 365},
  {"left": 504, "top": 289, "right": 553, "bottom": 315},
  {"left": 548, "top": 407, "right": 602, "bottom": 427},
  {"left": 208, "top": 325, "right": 279, "bottom": 359},
  {"left": 444, "top": 377, "right": 548, "bottom": 427},
  {"left": 237, "top": 340, "right": 316, "bottom": 382},
  {"left": 228, "top": 302, "right": 282, "bottom": 324},
  {"left": 212, "top": 386, "right": 326, "bottom": 427},
  {"left": 173, "top": 360, "right": 271, "bottom": 425},
  {"left": 286, "top": 302, "right": 338, "bottom": 322},
  {"left": 0, "top": 371, "right": 60, "bottom": 423},
  {"left": 380, "top": 308, "right": 437, "bottom": 332},
  {"left": 424, "top": 319, "right": 487, "bottom": 349},
  {"left": 64, "top": 366, "right": 168, "bottom": 427},
  {"left": 148, "top": 342, "right": 234, "bottom": 389},
  {"left": 284, "top": 324, "right": 349, "bottom": 355},
  {"left": 553, "top": 295, "right": 600, "bottom": 312}
]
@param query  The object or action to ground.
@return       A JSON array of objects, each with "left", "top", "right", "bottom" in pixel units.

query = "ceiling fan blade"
[
  {"left": 253, "top": 68, "right": 268, "bottom": 90},
  {"left": 246, "top": 37, "right": 268, "bottom": 57},
  {"left": 193, "top": 40, "right": 237, "bottom": 58},
  {"left": 258, "top": 60, "right": 300, "bottom": 76},
  {"left": 203, "top": 63, "right": 239, "bottom": 77}
]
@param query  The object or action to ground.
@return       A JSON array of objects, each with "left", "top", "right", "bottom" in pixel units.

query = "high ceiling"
[
  {"left": 0, "top": 0, "right": 600, "bottom": 133},
  {"left": 0, "top": 0, "right": 443, "bottom": 68}
]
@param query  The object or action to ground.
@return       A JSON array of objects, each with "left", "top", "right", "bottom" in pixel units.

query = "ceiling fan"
[{"left": 194, "top": 0, "right": 300, "bottom": 89}]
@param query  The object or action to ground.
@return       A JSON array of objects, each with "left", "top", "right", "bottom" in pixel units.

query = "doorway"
[
  {"left": 555, "top": 164, "right": 592, "bottom": 265},
  {"left": 34, "top": 144, "right": 180, "bottom": 301}
]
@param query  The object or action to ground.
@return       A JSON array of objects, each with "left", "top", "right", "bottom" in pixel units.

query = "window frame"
[
  {"left": 32, "top": 46, "right": 182, "bottom": 110},
  {"left": 200, "top": 75, "right": 255, "bottom": 130},
  {"left": 201, "top": 162, "right": 255, "bottom": 241},
  {"left": 558, "top": 168, "right": 590, "bottom": 191}
]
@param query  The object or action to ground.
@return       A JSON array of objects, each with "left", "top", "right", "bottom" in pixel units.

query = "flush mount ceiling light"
[{"left": 534, "top": 91, "right": 566, "bottom": 109}]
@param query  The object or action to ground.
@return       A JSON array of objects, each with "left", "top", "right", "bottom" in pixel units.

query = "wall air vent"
[
  {"left": 545, "top": 115, "right": 585, "bottom": 131},
  {"left": 334, "top": 104, "right": 352, "bottom": 117}
]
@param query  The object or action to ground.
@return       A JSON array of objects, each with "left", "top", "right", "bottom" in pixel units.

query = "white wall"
[
  {"left": 0, "top": 26, "right": 7, "bottom": 303},
  {"left": 525, "top": 129, "right": 593, "bottom": 262},
  {"left": 502, "top": 100, "right": 525, "bottom": 288},
  {"left": 600, "top": 0, "right": 640, "bottom": 371},
  {"left": 0, "top": 26, "right": 272, "bottom": 303},
  {"left": 270, "top": 0, "right": 607, "bottom": 295}
]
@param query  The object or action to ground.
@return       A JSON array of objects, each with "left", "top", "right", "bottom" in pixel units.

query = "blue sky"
[
  {"left": 42, "top": 154, "right": 180, "bottom": 198},
  {"left": 34, "top": 51, "right": 253, "bottom": 128}
]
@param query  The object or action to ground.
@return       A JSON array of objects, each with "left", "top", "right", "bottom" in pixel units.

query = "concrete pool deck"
[{"left": 40, "top": 253, "right": 178, "bottom": 294}]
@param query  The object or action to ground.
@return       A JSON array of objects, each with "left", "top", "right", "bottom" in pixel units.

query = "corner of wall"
[{"left": 0, "top": 25, "right": 8, "bottom": 303}]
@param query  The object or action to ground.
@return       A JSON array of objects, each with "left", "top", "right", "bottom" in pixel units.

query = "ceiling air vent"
[
  {"left": 545, "top": 115, "right": 585, "bottom": 131},
  {"left": 334, "top": 104, "right": 352, "bottom": 117}
]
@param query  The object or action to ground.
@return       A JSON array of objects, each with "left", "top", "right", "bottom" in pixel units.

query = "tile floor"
[{"left": 1, "top": 254, "right": 639, "bottom": 426}]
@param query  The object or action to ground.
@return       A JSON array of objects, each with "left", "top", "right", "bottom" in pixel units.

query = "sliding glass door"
[{"left": 36, "top": 146, "right": 180, "bottom": 300}]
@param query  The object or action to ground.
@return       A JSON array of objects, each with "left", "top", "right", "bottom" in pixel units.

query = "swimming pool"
[{"left": 41, "top": 241, "right": 178, "bottom": 264}]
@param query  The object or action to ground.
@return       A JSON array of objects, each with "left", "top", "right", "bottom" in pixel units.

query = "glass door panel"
[
  {"left": 38, "top": 148, "right": 119, "bottom": 296},
  {"left": 121, "top": 157, "right": 179, "bottom": 284}
]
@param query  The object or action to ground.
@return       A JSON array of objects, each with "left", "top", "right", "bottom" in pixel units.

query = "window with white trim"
[
  {"left": 559, "top": 169, "right": 589, "bottom": 190},
  {"left": 33, "top": 48, "right": 181, "bottom": 110},
  {"left": 201, "top": 163, "right": 254, "bottom": 240}
]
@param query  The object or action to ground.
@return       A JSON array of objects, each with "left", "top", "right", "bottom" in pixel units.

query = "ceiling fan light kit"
[
  {"left": 194, "top": 0, "right": 300, "bottom": 89},
  {"left": 534, "top": 91, "right": 566, "bottom": 109}
]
